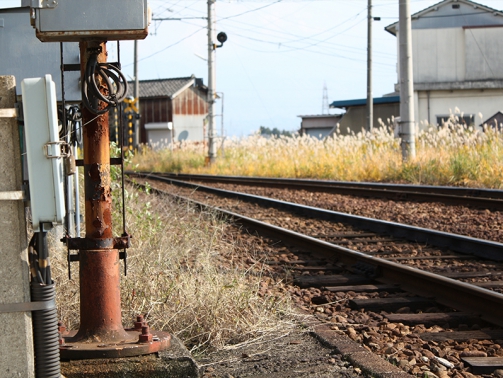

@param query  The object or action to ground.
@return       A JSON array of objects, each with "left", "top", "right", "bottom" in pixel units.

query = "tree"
[{"left": 259, "top": 126, "right": 292, "bottom": 138}]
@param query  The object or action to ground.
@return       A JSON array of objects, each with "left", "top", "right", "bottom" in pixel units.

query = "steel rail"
[
  {"left": 133, "top": 173, "right": 503, "bottom": 261},
  {"left": 134, "top": 179, "right": 503, "bottom": 328},
  {"left": 129, "top": 171, "right": 503, "bottom": 210}
]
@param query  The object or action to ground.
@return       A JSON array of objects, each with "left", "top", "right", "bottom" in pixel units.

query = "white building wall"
[
  {"left": 146, "top": 129, "right": 172, "bottom": 149},
  {"left": 416, "top": 89, "right": 503, "bottom": 129},
  {"left": 412, "top": 28, "right": 465, "bottom": 83},
  {"left": 465, "top": 27, "right": 503, "bottom": 80},
  {"left": 306, "top": 128, "right": 333, "bottom": 140},
  {"left": 173, "top": 114, "right": 206, "bottom": 142}
]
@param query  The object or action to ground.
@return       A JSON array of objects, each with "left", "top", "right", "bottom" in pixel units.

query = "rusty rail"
[
  {"left": 130, "top": 172, "right": 503, "bottom": 210},
  {"left": 134, "top": 180, "right": 503, "bottom": 328}
]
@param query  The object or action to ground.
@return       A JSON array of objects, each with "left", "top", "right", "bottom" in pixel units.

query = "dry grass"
[
  {"left": 51, "top": 182, "right": 297, "bottom": 354},
  {"left": 131, "top": 114, "right": 503, "bottom": 188}
]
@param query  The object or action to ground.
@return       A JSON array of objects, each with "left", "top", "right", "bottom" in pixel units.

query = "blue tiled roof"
[{"left": 330, "top": 96, "right": 400, "bottom": 109}]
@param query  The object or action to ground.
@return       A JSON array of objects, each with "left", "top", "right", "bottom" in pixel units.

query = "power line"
[
  {"left": 135, "top": 0, "right": 396, "bottom": 67},
  {"left": 177, "top": 17, "right": 376, "bottom": 57},
  {"left": 219, "top": 0, "right": 283, "bottom": 20},
  {"left": 228, "top": 31, "right": 396, "bottom": 67},
  {"left": 174, "top": 6, "right": 395, "bottom": 61},
  {"left": 232, "top": 45, "right": 277, "bottom": 128},
  {"left": 123, "top": 26, "right": 207, "bottom": 67},
  {"left": 212, "top": 6, "right": 397, "bottom": 58},
  {"left": 159, "top": 0, "right": 385, "bottom": 55}
]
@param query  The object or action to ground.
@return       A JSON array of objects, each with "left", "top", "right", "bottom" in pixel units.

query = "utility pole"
[
  {"left": 207, "top": 0, "right": 217, "bottom": 163},
  {"left": 398, "top": 0, "right": 416, "bottom": 160},
  {"left": 60, "top": 41, "right": 170, "bottom": 359},
  {"left": 367, "top": 0, "right": 373, "bottom": 132},
  {"left": 219, "top": 92, "right": 225, "bottom": 155},
  {"left": 134, "top": 40, "right": 140, "bottom": 149},
  {"left": 77, "top": 41, "right": 129, "bottom": 344}
]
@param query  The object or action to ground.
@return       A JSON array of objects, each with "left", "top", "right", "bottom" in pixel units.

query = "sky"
[{"left": 3, "top": 0, "right": 503, "bottom": 137}]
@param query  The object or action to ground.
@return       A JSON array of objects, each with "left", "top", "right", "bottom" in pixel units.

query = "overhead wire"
[
  {"left": 218, "top": 2, "right": 395, "bottom": 57},
  {"left": 228, "top": 35, "right": 395, "bottom": 68},
  {"left": 231, "top": 45, "right": 278, "bottom": 128},
  {"left": 179, "top": 15, "right": 395, "bottom": 67},
  {"left": 174, "top": 4, "right": 395, "bottom": 61},
  {"left": 123, "top": 26, "right": 207, "bottom": 67},
  {"left": 218, "top": 0, "right": 283, "bottom": 20},
  {"left": 130, "top": 0, "right": 397, "bottom": 70}
]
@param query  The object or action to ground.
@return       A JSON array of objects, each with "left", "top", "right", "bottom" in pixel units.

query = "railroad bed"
[
  {"left": 131, "top": 173, "right": 503, "bottom": 377},
  {"left": 136, "top": 172, "right": 503, "bottom": 210}
]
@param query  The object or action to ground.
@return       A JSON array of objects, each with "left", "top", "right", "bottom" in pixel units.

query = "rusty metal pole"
[
  {"left": 74, "top": 41, "right": 131, "bottom": 342},
  {"left": 60, "top": 41, "right": 170, "bottom": 359}
]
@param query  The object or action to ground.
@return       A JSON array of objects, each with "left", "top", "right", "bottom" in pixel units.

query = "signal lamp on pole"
[{"left": 215, "top": 32, "right": 227, "bottom": 48}]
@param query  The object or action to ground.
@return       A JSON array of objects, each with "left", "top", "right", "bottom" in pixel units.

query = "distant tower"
[{"left": 322, "top": 82, "right": 329, "bottom": 114}]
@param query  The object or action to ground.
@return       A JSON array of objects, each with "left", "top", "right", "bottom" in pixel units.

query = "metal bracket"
[
  {"left": 62, "top": 235, "right": 131, "bottom": 251},
  {"left": 43, "top": 141, "right": 69, "bottom": 159},
  {"left": 0, "top": 299, "right": 56, "bottom": 314},
  {"left": 22, "top": 0, "right": 58, "bottom": 9}
]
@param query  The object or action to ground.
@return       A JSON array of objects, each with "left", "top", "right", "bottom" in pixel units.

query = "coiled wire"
[
  {"left": 29, "top": 234, "right": 60, "bottom": 378},
  {"left": 82, "top": 52, "right": 128, "bottom": 115},
  {"left": 31, "top": 281, "right": 60, "bottom": 378},
  {"left": 67, "top": 105, "right": 83, "bottom": 146}
]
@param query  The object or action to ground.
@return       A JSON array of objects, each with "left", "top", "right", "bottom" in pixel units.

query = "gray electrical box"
[
  {"left": 26, "top": 0, "right": 150, "bottom": 42},
  {"left": 22, "top": 74, "right": 66, "bottom": 232}
]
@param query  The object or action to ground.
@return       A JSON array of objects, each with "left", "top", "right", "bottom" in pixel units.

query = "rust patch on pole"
[{"left": 74, "top": 249, "right": 131, "bottom": 342}]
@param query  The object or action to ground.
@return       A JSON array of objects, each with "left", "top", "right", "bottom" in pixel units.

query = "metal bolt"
[
  {"left": 58, "top": 322, "right": 66, "bottom": 334},
  {"left": 138, "top": 325, "right": 152, "bottom": 343},
  {"left": 134, "top": 315, "right": 145, "bottom": 330}
]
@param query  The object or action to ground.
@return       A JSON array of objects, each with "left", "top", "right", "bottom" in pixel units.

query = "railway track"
[
  {"left": 130, "top": 173, "right": 503, "bottom": 376},
  {"left": 130, "top": 172, "right": 503, "bottom": 210}
]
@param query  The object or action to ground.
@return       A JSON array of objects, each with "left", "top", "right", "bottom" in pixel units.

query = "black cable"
[
  {"left": 67, "top": 105, "right": 82, "bottom": 146},
  {"left": 28, "top": 231, "right": 52, "bottom": 286},
  {"left": 29, "top": 230, "right": 60, "bottom": 377},
  {"left": 29, "top": 235, "right": 43, "bottom": 285},
  {"left": 82, "top": 52, "right": 128, "bottom": 115}
]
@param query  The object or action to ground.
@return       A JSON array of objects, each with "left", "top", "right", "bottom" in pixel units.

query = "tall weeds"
[
  {"left": 132, "top": 116, "right": 503, "bottom": 188},
  {"left": 52, "top": 182, "right": 296, "bottom": 354}
]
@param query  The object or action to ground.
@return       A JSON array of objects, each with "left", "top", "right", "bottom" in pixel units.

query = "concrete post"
[
  {"left": 398, "top": 0, "right": 416, "bottom": 160},
  {"left": 207, "top": 0, "right": 217, "bottom": 163},
  {"left": 366, "top": 0, "right": 373, "bottom": 132},
  {"left": 0, "top": 76, "right": 35, "bottom": 377}
]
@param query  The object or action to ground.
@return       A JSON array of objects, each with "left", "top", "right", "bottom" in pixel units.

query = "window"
[{"left": 436, "top": 114, "right": 474, "bottom": 127}]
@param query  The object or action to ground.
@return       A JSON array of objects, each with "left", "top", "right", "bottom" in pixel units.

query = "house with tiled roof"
[
  {"left": 125, "top": 76, "right": 208, "bottom": 147},
  {"left": 385, "top": 0, "right": 503, "bottom": 129}
]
